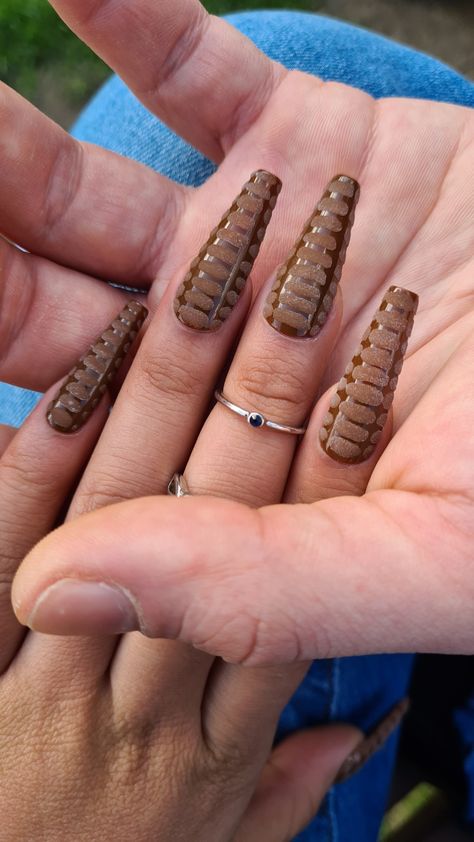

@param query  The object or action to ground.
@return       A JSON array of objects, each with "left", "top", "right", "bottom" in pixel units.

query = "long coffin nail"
[
  {"left": 46, "top": 300, "right": 148, "bottom": 433},
  {"left": 336, "top": 698, "right": 410, "bottom": 784},
  {"left": 174, "top": 170, "right": 282, "bottom": 331},
  {"left": 264, "top": 174, "right": 359, "bottom": 337},
  {"left": 320, "top": 286, "right": 418, "bottom": 463}
]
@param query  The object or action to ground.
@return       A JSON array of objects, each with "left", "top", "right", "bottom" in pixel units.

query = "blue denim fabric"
[{"left": 1, "top": 10, "right": 473, "bottom": 841}]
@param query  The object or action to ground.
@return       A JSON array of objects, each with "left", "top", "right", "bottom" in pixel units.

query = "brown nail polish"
[
  {"left": 264, "top": 175, "right": 359, "bottom": 337},
  {"left": 336, "top": 698, "right": 410, "bottom": 784},
  {"left": 174, "top": 170, "right": 281, "bottom": 331},
  {"left": 46, "top": 301, "right": 148, "bottom": 433},
  {"left": 320, "top": 286, "right": 418, "bottom": 463}
]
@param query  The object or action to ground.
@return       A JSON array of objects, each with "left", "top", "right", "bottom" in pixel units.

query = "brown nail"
[
  {"left": 264, "top": 174, "right": 359, "bottom": 337},
  {"left": 46, "top": 301, "right": 148, "bottom": 433},
  {"left": 336, "top": 698, "right": 410, "bottom": 785},
  {"left": 174, "top": 170, "right": 281, "bottom": 331},
  {"left": 320, "top": 286, "right": 418, "bottom": 463}
]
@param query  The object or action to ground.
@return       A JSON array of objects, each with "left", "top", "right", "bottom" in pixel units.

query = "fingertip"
[{"left": 287, "top": 381, "right": 393, "bottom": 503}]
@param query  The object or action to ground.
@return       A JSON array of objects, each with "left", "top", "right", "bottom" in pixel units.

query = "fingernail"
[
  {"left": 26, "top": 580, "right": 140, "bottom": 635},
  {"left": 264, "top": 174, "right": 359, "bottom": 337},
  {"left": 335, "top": 698, "right": 410, "bottom": 784},
  {"left": 174, "top": 170, "right": 281, "bottom": 330},
  {"left": 47, "top": 301, "right": 148, "bottom": 433},
  {"left": 320, "top": 285, "right": 418, "bottom": 463}
]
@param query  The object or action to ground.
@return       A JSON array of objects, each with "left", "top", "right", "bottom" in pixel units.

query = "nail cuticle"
[
  {"left": 174, "top": 170, "right": 281, "bottom": 331},
  {"left": 264, "top": 174, "right": 359, "bottom": 338}
]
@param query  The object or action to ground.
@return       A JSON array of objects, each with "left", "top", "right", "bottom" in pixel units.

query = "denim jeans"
[{"left": 1, "top": 11, "right": 473, "bottom": 841}]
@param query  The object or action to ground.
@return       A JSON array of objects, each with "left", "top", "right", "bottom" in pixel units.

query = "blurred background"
[{"left": 1, "top": 0, "right": 473, "bottom": 127}]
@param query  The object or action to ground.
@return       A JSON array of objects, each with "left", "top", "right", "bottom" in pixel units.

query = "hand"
[
  {"left": 8, "top": 1, "right": 474, "bottom": 662},
  {"left": 0, "top": 271, "right": 364, "bottom": 842},
  {"left": 3, "top": 11, "right": 372, "bottom": 831},
  {"left": 1, "top": 0, "right": 471, "bottom": 395}
]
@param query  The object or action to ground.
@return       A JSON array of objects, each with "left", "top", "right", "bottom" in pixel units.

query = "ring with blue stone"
[{"left": 214, "top": 390, "right": 307, "bottom": 436}]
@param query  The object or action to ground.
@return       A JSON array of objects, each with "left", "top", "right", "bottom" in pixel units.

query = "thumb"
[
  {"left": 235, "top": 725, "right": 362, "bottom": 842},
  {"left": 12, "top": 492, "right": 470, "bottom": 659}
]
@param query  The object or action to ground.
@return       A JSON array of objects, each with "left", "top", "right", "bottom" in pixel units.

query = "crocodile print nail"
[
  {"left": 264, "top": 175, "right": 359, "bottom": 337},
  {"left": 320, "top": 286, "right": 418, "bottom": 463},
  {"left": 174, "top": 170, "right": 281, "bottom": 330},
  {"left": 335, "top": 698, "right": 410, "bottom": 784},
  {"left": 46, "top": 301, "right": 148, "bottom": 433}
]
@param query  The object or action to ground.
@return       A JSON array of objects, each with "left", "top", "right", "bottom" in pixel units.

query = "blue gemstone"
[{"left": 248, "top": 412, "right": 264, "bottom": 428}]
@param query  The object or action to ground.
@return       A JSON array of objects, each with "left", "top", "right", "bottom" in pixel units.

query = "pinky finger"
[
  {"left": 286, "top": 286, "right": 418, "bottom": 503},
  {"left": 235, "top": 725, "right": 362, "bottom": 842}
]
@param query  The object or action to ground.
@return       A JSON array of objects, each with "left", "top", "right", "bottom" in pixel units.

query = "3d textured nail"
[
  {"left": 336, "top": 698, "right": 410, "bottom": 784},
  {"left": 320, "top": 286, "right": 418, "bottom": 463},
  {"left": 174, "top": 170, "right": 282, "bottom": 330},
  {"left": 264, "top": 175, "right": 359, "bottom": 337},
  {"left": 46, "top": 301, "right": 148, "bottom": 433}
]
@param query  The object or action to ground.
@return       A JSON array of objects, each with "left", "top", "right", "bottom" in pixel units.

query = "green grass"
[
  {"left": 0, "top": 0, "right": 108, "bottom": 105},
  {"left": 0, "top": 0, "right": 315, "bottom": 115}
]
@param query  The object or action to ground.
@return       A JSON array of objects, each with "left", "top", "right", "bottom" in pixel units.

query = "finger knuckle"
[
  {"left": 42, "top": 140, "right": 83, "bottom": 240},
  {"left": 134, "top": 347, "right": 203, "bottom": 404},
  {"left": 0, "top": 449, "right": 54, "bottom": 498},
  {"left": 73, "top": 481, "right": 135, "bottom": 516},
  {"left": 233, "top": 356, "right": 309, "bottom": 423},
  {"left": 142, "top": 4, "right": 209, "bottom": 95},
  {"left": 201, "top": 733, "right": 255, "bottom": 796}
]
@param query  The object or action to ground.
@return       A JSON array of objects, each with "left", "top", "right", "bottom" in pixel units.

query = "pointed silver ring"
[{"left": 168, "top": 473, "right": 191, "bottom": 497}]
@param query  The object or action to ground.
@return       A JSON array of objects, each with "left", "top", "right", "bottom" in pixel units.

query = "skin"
[
  {"left": 7, "top": 0, "right": 473, "bottom": 657},
  {"left": 0, "top": 0, "right": 473, "bottom": 834}
]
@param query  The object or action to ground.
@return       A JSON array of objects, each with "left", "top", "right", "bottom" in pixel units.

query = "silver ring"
[
  {"left": 214, "top": 390, "right": 307, "bottom": 435},
  {"left": 168, "top": 473, "right": 191, "bottom": 497}
]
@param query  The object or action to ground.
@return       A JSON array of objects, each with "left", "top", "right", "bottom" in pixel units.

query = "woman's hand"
[{"left": 0, "top": 313, "right": 367, "bottom": 840}]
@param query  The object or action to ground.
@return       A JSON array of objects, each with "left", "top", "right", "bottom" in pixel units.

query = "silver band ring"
[
  {"left": 214, "top": 390, "right": 307, "bottom": 435},
  {"left": 168, "top": 473, "right": 191, "bottom": 497}
]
